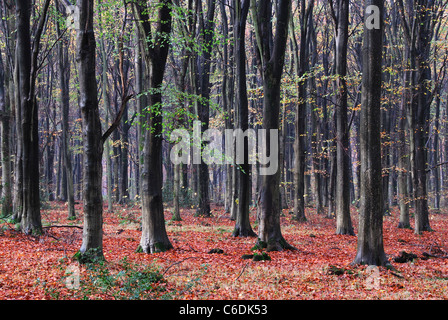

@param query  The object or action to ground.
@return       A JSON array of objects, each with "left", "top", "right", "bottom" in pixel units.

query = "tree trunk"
[
  {"left": 431, "top": 78, "right": 441, "bottom": 211},
  {"left": 381, "top": 99, "right": 391, "bottom": 216},
  {"left": 76, "top": 0, "right": 104, "bottom": 260},
  {"left": 252, "top": 0, "right": 294, "bottom": 251},
  {"left": 133, "top": 0, "right": 173, "bottom": 253},
  {"left": 354, "top": 0, "right": 387, "bottom": 266},
  {"left": 397, "top": 0, "right": 434, "bottom": 234},
  {"left": 291, "top": 0, "right": 313, "bottom": 222},
  {"left": 233, "top": 0, "right": 256, "bottom": 237},
  {"left": 99, "top": 25, "right": 113, "bottom": 212},
  {"left": 412, "top": 0, "right": 432, "bottom": 234},
  {"left": 134, "top": 28, "right": 146, "bottom": 200},
  {"left": 120, "top": 106, "right": 130, "bottom": 204},
  {"left": 45, "top": 111, "right": 55, "bottom": 201},
  {"left": 195, "top": 0, "right": 215, "bottom": 217},
  {"left": 57, "top": 1, "right": 75, "bottom": 219},
  {"left": 397, "top": 29, "right": 412, "bottom": 228},
  {"left": 16, "top": 0, "right": 49, "bottom": 234},
  {"left": 0, "top": 50, "right": 13, "bottom": 217},
  {"left": 173, "top": 162, "right": 182, "bottom": 221},
  {"left": 333, "top": 0, "right": 354, "bottom": 235},
  {"left": 397, "top": 83, "right": 411, "bottom": 228}
]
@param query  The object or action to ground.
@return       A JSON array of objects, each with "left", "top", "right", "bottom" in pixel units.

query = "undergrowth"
[{"left": 42, "top": 257, "right": 172, "bottom": 300}]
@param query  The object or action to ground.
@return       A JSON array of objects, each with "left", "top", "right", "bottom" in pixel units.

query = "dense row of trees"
[{"left": 0, "top": 0, "right": 447, "bottom": 265}]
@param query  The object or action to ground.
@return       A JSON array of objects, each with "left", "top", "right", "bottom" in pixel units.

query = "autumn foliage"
[{"left": 1, "top": 202, "right": 447, "bottom": 300}]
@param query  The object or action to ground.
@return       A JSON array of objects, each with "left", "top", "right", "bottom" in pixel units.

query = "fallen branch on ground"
[{"left": 43, "top": 225, "right": 82, "bottom": 229}]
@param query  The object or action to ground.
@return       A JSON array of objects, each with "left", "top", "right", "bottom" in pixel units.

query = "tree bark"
[
  {"left": 397, "top": 0, "right": 435, "bottom": 234},
  {"left": 233, "top": 0, "right": 256, "bottom": 237},
  {"left": 195, "top": 0, "right": 215, "bottom": 217},
  {"left": 76, "top": 0, "right": 104, "bottom": 260},
  {"left": 133, "top": 0, "right": 173, "bottom": 253},
  {"left": 291, "top": 0, "right": 313, "bottom": 222},
  {"left": 56, "top": 1, "right": 75, "bottom": 219},
  {"left": 98, "top": 21, "right": 113, "bottom": 212},
  {"left": 397, "top": 42, "right": 411, "bottom": 229},
  {"left": 332, "top": 0, "right": 354, "bottom": 235},
  {"left": 412, "top": 0, "right": 432, "bottom": 234},
  {"left": 16, "top": 0, "right": 51, "bottom": 234},
  {"left": 0, "top": 49, "right": 13, "bottom": 217},
  {"left": 354, "top": 0, "right": 387, "bottom": 266},
  {"left": 251, "top": 0, "right": 295, "bottom": 251},
  {"left": 219, "top": 0, "right": 233, "bottom": 215}
]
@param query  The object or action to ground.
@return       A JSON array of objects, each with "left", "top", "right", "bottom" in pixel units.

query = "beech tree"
[
  {"left": 232, "top": 0, "right": 256, "bottom": 237},
  {"left": 56, "top": 0, "right": 75, "bottom": 219},
  {"left": 15, "top": 0, "right": 51, "bottom": 234},
  {"left": 329, "top": 0, "right": 354, "bottom": 235},
  {"left": 132, "top": 0, "right": 173, "bottom": 253},
  {"left": 194, "top": 0, "right": 215, "bottom": 217},
  {"left": 353, "top": 0, "right": 387, "bottom": 266},
  {"left": 396, "top": 0, "right": 446, "bottom": 234},
  {"left": 251, "top": 0, "right": 295, "bottom": 251},
  {"left": 0, "top": 47, "right": 12, "bottom": 218},
  {"left": 292, "top": 0, "right": 314, "bottom": 222},
  {"left": 75, "top": 0, "right": 105, "bottom": 260},
  {"left": 75, "top": 0, "right": 131, "bottom": 261}
]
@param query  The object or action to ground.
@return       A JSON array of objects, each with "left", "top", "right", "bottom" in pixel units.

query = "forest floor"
[{"left": 0, "top": 202, "right": 448, "bottom": 300}]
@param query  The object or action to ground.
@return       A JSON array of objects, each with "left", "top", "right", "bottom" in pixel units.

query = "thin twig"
[
  {"left": 162, "top": 257, "right": 199, "bottom": 277},
  {"left": 43, "top": 225, "right": 83, "bottom": 229},
  {"left": 235, "top": 261, "right": 251, "bottom": 282}
]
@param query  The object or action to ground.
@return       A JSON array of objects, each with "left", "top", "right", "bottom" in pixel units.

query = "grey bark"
[
  {"left": 251, "top": 0, "right": 295, "bottom": 251},
  {"left": 332, "top": 0, "right": 354, "bottom": 235},
  {"left": 16, "top": 0, "right": 51, "bottom": 234},
  {"left": 232, "top": 0, "right": 256, "bottom": 237},
  {"left": 76, "top": 0, "right": 104, "bottom": 260},
  {"left": 132, "top": 0, "right": 173, "bottom": 253},
  {"left": 195, "top": 0, "right": 215, "bottom": 217},
  {"left": 354, "top": 0, "right": 387, "bottom": 266},
  {"left": 0, "top": 48, "right": 13, "bottom": 217},
  {"left": 56, "top": 1, "right": 75, "bottom": 219}
]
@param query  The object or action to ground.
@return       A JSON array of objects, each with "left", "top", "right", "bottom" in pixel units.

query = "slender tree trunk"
[
  {"left": 76, "top": 0, "right": 104, "bottom": 260},
  {"left": 232, "top": 0, "right": 256, "bottom": 237},
  {"left": 412, "top": 0, "right": 432, "bottom": 234},
  {"left": 291, "top": 0, "right": 313, "bottom": 222},
  {"left": 173, "top": 162, "right": 182, "bottom": 221},
  {"left": 57, "top": 2, "right": 75, "bottom": 219},
  {"left": 105, "top": 111, "right": 113, "bottom": 212},
  {"left": 381, "top": 100, "right": 391, "bottom": 216},
  {"left": 432, "top": 83, "right": 441, "bottom": 211},
  {"left": 354, "top": 0, "right": 387, "bottom": 266},
  {"left": 195, "top": 0, "right": 215, "bottom": 217},
  {"left": 397, "top": 0, "right": 434, "bottom": 234},
  {"left": 16, "top": 0, "right": 49, "bottom": 234},
  {"left": 118, "top": 41, "right": 130, "bottom": 205},
  {"left": 279, "top": 95, "right": 288, "bottom": 210},
  {"left": 397, "top": 34, "right": 412, "bottom": 228},
  {"left": 252, "top": 0, "right": 295, "bottom": 251},
  {"left": 134, "top": 29, "right": 146, "bottom": 200},
  {"left": 12, "top": 13, "right": 23, "bottom": 221},
  {"left": 133, "top": 0, "right": 173, "bottom": 253},
  {"left": 333, "top": 0, "right": 354, "bottom": 235},
  {"left": 99, "top": 23, "right": 113, "bottom": 213},
  {"left": 397, "top": 96, "right": 410, "bottom": 228},
  {"left": 120, "top": 108, "right": 130, "bottom": 204},
  {"left": 219, "top": 0, "right": 233, "bottom": 215},
  {"left": 0, "top": 51, "right": 13, "bottom": 217},
  {"left": 45, "top": 111, "right": 55, "bottom": 201}
]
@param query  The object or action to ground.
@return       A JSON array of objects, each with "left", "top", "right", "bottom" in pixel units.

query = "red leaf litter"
[{"left": 1, "top": 202, "right": 447, "bottom": 300}]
